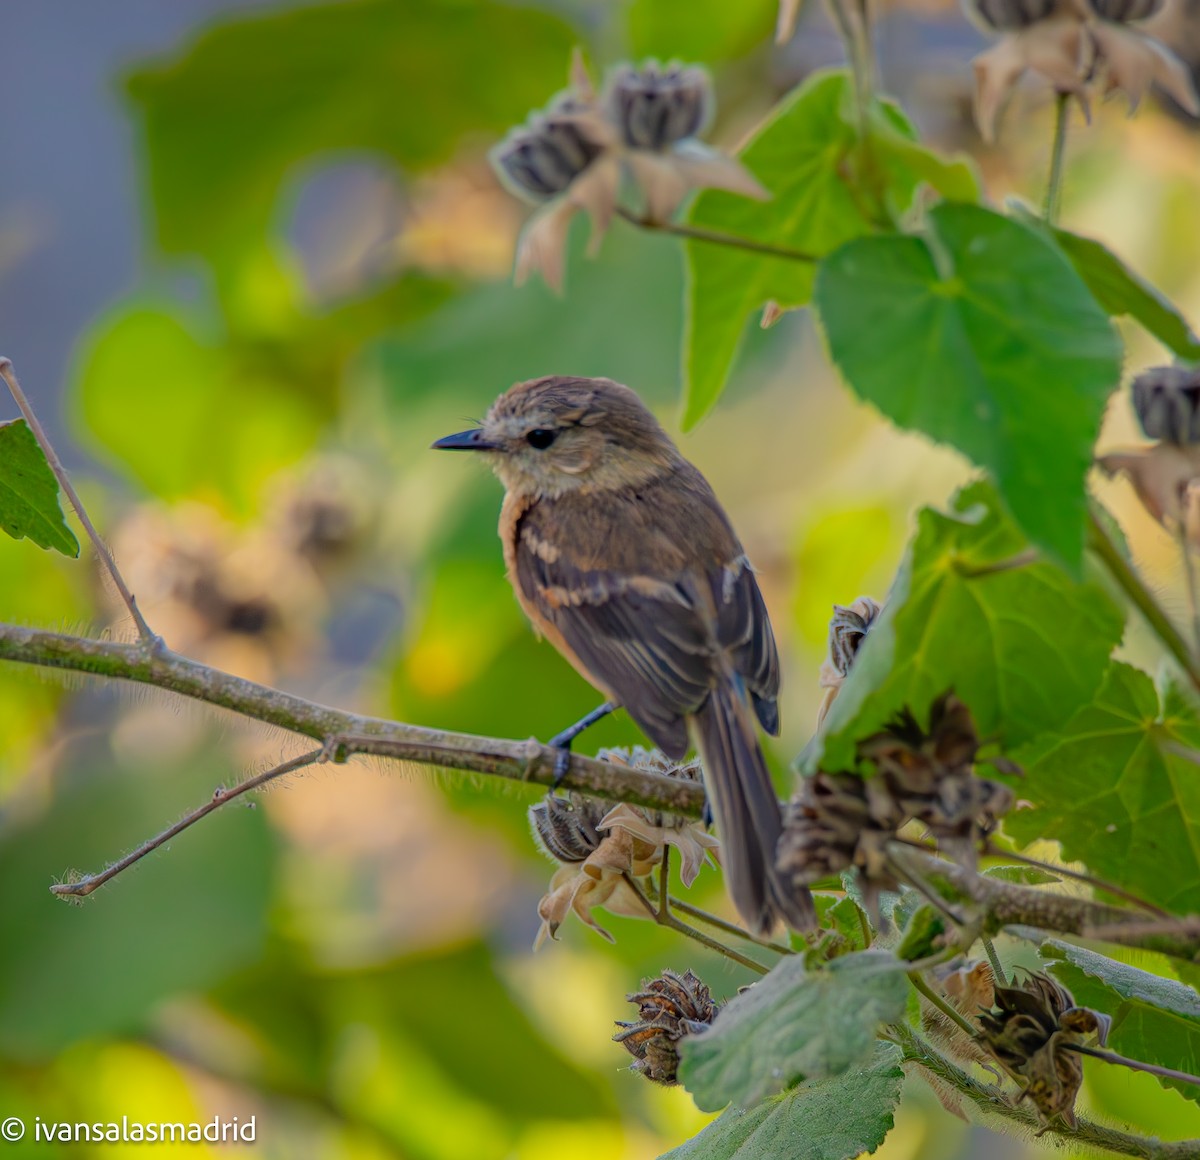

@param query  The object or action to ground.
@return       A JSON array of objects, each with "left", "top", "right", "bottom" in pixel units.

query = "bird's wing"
[{"left": 514, "top": 472, "right": 780, "bottom": 752}]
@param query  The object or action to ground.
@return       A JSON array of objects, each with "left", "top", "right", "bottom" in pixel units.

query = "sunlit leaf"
[
  {"left": 662, "top": 1044, "right": 902, "bottom": 1160},
  {"left": 1042, "top": 940, "right": 1200, "bottom": 1101},
  {"left": 816, "top": 203, "right": 1123, "bottom": 569},
  {"left": 0, "top": 420, "right": 78, "bottom": 557},
  {"left": 678, "top": 950, "right": 908, "bottom": 1111},
  {"left": 1006, "top": 662, "right": 1200, "bottom": 915},
  {"left": 810, "top": 480, "right": 1123, "bottom": 772},
  {"left": 683, "top": 70, "right": 978, "bottom": 429}
]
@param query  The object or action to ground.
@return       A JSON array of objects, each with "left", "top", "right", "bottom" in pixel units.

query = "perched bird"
[{"left": 433, "top": 375, "right": 814, "bottom": 934}]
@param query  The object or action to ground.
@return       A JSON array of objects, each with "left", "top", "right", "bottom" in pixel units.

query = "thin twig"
[
  {"left": 1044, "top": 92, "right": 1070, "bottom": 224},
  {"left": 658, "top": 844, "right": 671, "bottom": 921},
  {"left": 52, "top": 748, "right": 324, "bottom": 897},
  {"left": 1062, "top": 1043, "right": 1200, "bottom": 1089},
  {"left": 909, "top": 970, "right": 978, "bottom": 1040},
  {"left": 0, "top": 357, "right": 157, "bottom": 645},
  {"left": 623, "top": 874, "right": 769, "bottom": 975},
  {"left": 1087, "top": 507, "right": 1200, "bottom": 695},
  {"left": 616, "top": 207, "right": 819, "bottom": 264},
  {"left": 658, "top": 893, "right": 794, "bottom": 954}
]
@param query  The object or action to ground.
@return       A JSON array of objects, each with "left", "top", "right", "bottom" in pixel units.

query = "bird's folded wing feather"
[{"left": 513, "top": 472, "right": 780, "bottom": 754}]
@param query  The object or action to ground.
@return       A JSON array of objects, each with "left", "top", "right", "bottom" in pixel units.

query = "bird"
[{"left": 432, "top": 374, "right": 814, "bottom": 935}]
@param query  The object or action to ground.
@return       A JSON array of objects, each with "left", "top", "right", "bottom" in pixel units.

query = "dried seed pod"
[
  {"left": 965, "top": 0, "right": 1057, "bottom": 32},
  {"left": 613, "top": 968, "right": 718, "bottom": 1084},
  {"left": 977, "top": 972, "right": 1108, "bottom": 1130},
  {"left": 529, "top": 793, "right": 610, "bottom": 863},
  {"left": 491, "top": 102, "right": 607, "bottom": 203},
  {"left": 604, "top": 61, "right": 712, "bottom": 151},
  {"left": 1091, "top": 0, "right": 1163, "bottom": 22},
  {"left": 1132, "top": 365, "right": 1200, "bottom": 445},
  {"left": 827, "top": 597, "right": 883, "bottom": 678}
]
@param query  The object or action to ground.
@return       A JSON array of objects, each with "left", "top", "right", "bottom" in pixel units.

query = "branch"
[
  {"left": 892, "top": 1023, "right": 1200, "bottom": 1159},
  {"left": 890, "top": 846, "right": 1200, "bottom": 962},
  {"left": 0, "top": 623, "right": 706, "bottom": 818},
  {"left": 616, "top": 207, "right": 820, "bottom": 263}
]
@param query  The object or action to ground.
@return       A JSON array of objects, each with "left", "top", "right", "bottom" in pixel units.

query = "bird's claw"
[{"left": 551, "top": 743, "right": 572, "bottom": 790}]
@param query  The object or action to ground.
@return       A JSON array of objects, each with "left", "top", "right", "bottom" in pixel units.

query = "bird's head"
[{"left": 432, "top": 375, "right": 681, "bottom": 497}]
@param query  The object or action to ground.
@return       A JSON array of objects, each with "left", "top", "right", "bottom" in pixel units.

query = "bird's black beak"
[{"left": 431, "top": 428, "right": 498, "bottom": 452}]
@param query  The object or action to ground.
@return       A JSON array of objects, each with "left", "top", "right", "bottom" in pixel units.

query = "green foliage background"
[{"left": 4, "top": 0, "right": 1200, "bottom": 1156}]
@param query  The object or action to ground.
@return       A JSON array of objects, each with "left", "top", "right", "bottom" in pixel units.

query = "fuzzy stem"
[
  {"left": 908, "top": 971, "right": 977, "bottom": 1040},
  {"left": 1044, "top": 93, "right": 1070, "bottom": 225},
  {"left": 1087, "top": 507, "right": 1200, "bottom": 694},
  {"left": 893, "top": 1023, "right": 1200, "bottom": 1158}
]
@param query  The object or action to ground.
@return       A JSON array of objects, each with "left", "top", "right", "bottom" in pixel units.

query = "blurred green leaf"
[
  {"left": 678, "top": 950, "right": 908, "bottom": 1111},
  {"left": 662, "top": 1043, "right": 902, "bottom": 1160},
  {"left": 1006, "top": 662, "right": 1200, "bottom": 915},
  {"left": 0, "top": 755, "right": 275, "bottom": 1059},
  {"left": 815, "top": 203, "right": 1122, "bottom": 569},
  {"left": 683, "top": 70, "right": 978, "bottom": 429},
  {"left": 628, "top": 0, "right": 776, "bottom": 62},
  {"left": 0, "top": 420, "right": 78, "bottom": 557},
  {"left": 1042, "top": 940, "right": 1200, "bottom": 1101},
  {"left": 811, "top": 480, "right": 1123, "bottom": 772},
  {"left": 125, "top": 0, "right": 575, "bottom": 275}
]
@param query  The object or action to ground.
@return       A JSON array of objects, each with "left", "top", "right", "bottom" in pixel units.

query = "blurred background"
[{"left": 2, "top": 0, "right": 1200, "bottom": 1155}]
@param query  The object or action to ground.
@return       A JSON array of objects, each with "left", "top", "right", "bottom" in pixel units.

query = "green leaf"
[
  {"left": 0, "top": 420, "right": 78, "bottom": 557},
  {"left": 810, "top": 480, "right": 1123, "bottom": 772},
  {"left": 683, "top": 70, "right": 978, "bottom": 429},
  {"left": 1009, "top": 204, "right": 1200, "bottom": 362},
  {"left": 678, "top": 950, "right": 908, "bottom": 1111},
  {"left": 1007, "top": 662, "right": 1200, "bottom": 915},
  {"left": 661, "top": 1044, "right": 902, "bottom": 1160},
  {"left": 815, "top": 202, "right": 1123, "bottom": 568},
  {"left": 125, "top": 0, "right": 574, "bottom": 273},
  {"left": 1041, "top": 940, "right": 1200, "bottom": 1101}
]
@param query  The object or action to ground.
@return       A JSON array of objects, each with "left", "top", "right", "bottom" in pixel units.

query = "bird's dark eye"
[{"left": 526, "top": 428, "right": 558, "bottom": 450}]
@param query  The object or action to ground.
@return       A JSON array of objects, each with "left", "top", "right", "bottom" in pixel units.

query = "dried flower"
[
  {"left": 977, "top": 971, "right": 1110, "bottom": 1129},
  {"left": 969, "top": 0, "right": 1198, "bottom": 142},
  {"left": 613, "top": 968, "right": 718, "bottom": 1084},
  {"left": 779, "top": 693, "right": 1015, "bottom": 914},
  {"left": 529, "top": 748, "right": 718, "bottom": 947},
  {"left": 1132, "top": 365, "right": 1200, "bottom": 445},
  {"left": 1099, "top": 366, "right": 1200, "bottom": 545},
  {"left": 817, "top": 596, "right": 883, "bottom": 726},
  {"left": 491, "top": 50, "right": 765, "bottom": 290},
  {"left": 919, "top": 960, "right": 999, "bottom": 1117}
]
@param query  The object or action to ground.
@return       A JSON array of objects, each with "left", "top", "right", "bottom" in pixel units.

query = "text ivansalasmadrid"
[{"left": 33, "top": 1115, "right": 256, "bottom": 1143}]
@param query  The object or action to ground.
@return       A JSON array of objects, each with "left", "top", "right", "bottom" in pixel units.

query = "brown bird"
[{"left": 433, "top": 375, "right": 814, "bottom": 934}]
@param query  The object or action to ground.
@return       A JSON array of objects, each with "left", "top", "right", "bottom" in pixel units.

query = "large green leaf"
[
  {"left": 683, "top": 70, "right": 978, "bottom": 428},
  {"left": 810, "top": 480, "right": 1124, "bottom": 772},
  {"left": 125, "top": 0, "right": 574, "bottom": 272},
  {"left": 1009, "top": 204, "right": 1200, "bottom": 362},
  {"left": 1041, "top": 940, "right": 1200, "bottom": 1101},
  {"left": 1006, "top": 662, "right": 1200, "bottom": 915},
  {"left": 0, "top": 420, "right": 78, "bottom": 557},
  {"left": 661, "top": 1044, "right": 902, "bottom": 1160},
  {"left": 678, "top": 950, "right": 908, "bottom": 1112},
  {"left": 815, "top": 203, "right": 1123, "bottom": 568}
]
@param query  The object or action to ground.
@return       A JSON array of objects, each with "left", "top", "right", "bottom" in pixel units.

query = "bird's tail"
[{"left": 692, "top": 685, "right": 815, "bottom": 936}]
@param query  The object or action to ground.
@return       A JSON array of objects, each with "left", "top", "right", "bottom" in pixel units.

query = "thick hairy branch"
[
  {"left": 891, "top": 1023, "right": 1200, "bottom": 1159},
  {"left": 0, "top": 623, "right": 705, "bottom": 817}
]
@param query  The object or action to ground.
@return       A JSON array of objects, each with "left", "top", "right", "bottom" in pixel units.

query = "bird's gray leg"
[{"left": 548, "top": 701, "right": 618, "bottom": 787}]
